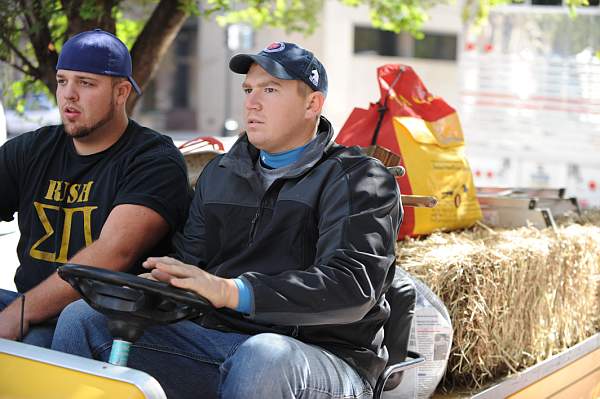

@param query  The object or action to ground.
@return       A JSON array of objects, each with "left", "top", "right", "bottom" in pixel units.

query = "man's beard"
[{"left": 64, "top": 101, "right": 115, "bottom": 139}]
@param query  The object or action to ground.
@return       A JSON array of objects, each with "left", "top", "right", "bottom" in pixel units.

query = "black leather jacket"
[{"left": 173, "top": 116, "right": 402, "bottom": 386}]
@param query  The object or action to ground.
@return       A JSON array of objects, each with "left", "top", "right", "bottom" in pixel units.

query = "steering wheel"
[{"left": 58, "top": 264, "right": 211, "bottom": 343}]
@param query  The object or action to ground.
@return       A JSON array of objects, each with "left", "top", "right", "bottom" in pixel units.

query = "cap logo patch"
[
  {"left": 309, "top": 69, "right": 319, "bottom": 86},
  {"left": 264, "top": 42, "right": 285, "bottom": 53}
]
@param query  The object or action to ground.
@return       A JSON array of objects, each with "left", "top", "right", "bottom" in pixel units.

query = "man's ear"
[
  {"left": 305, "top": 91, "right": 325, "bottom": 120},
  {"left": 115, "top": 80, "right": 132, "bottom": 106}
]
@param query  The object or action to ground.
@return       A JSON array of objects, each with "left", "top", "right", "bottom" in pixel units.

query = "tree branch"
[
  {"left": 0, "top": 56, "right": 35, "bottom": 77},
  {"left": 0, "top": 30, "right": 40, "bottom": 79},
  {"left": 126, "top": 0, "right": 190, "bottom": 113},
  {"left": 61, "top": 0, "right": 118, "bottom": 37},
  {"left": 24, "top": 0, "right": 59, "bottom": 94},
  {"left": 18, "top": 0, "right": 34, "bottom": 31}
]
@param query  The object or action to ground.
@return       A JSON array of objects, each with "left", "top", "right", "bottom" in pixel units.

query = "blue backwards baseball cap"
[
  {"left": 56, "top": 29, "right": 142, "bottom": 95},
  {"left": 229, "top": 42, "right": 328, "bottom": 96}
]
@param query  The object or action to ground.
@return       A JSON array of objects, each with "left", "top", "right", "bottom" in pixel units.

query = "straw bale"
[
  {"left": 556, "top": 207, "right": 600, "bottom": 227},
  {"left": 396, "top": 222, "right": 600, "bottom": 389}
]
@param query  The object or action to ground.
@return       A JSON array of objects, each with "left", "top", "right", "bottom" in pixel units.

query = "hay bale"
[
  {"left": 397, "top": 223, "right": 600, "bottom": 389},
  {"left": 556, "top": 207, "right": 600, "bottom": 227}
]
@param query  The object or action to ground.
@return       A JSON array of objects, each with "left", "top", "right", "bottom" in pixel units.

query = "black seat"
[{"left": 373, "top": 267, "right": 425, "bottom": 398}]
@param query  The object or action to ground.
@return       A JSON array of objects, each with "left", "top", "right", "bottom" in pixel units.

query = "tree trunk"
[
  {"left": 61, "top": 0, "right": 118, "bottom": 39},
  {"left": 22, "top": 0, "right": 59, "bottom": 94},
  {"left": 19, "top": 0, "right": 119, "bottom": 96},
  {"left": 126, "top": 0, "right": 189, "bottom": 114},
  {"left": 3, "top": 0, "right": 189, "bottom": 113}
]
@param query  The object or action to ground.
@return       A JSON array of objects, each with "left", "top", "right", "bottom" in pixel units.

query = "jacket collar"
[{"left": 219, "top": 116, "right": 335, "bottom": 179}]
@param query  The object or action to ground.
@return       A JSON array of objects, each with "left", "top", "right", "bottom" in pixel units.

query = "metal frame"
[{"left": 373, "top": 350, "right": 425, "bottom": 399}]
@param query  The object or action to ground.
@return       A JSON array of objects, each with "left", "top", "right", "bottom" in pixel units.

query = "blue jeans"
[
  {"left": 0, "top": 288, "right": 56, "bottom": 347},
  {"left": 52, "top": 300, "right": 373, "bottom": 399}
]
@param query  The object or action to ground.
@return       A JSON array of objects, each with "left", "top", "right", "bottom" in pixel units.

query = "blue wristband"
[{"left": 233, "top": 278, "right": 252, "bottom": 314}]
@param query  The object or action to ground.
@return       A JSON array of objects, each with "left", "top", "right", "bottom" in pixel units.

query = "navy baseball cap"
[
  {"left": 229, "top": 42, "right": 328, "bottom": 96},
  {"left": 56, "top": 28, "right": 142, "bottom": 95}
]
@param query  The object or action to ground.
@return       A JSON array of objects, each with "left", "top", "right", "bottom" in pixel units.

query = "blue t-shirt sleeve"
[{"left": 233, "top": 278, "right": 252, "bottom": 315}]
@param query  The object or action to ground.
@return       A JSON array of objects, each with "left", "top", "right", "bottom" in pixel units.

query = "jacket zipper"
[
  {"left": 248, "top": 207, "right": 262, "bottom": 246},
  {"left": 247, "top": 179, "right": 286, "bottom": 246}
]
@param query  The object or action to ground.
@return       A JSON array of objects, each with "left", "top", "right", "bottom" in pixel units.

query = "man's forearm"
[
  {"left": 7, "top": 273, "right": 79, "bottom": 324},
  {"left": 2, "top": 204, "right": 170, "bottom": 330},
  {"left": 13, "top": 238, "right": 138, "bottom": 324}
]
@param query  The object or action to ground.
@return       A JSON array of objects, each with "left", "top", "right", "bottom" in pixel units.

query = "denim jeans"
[
  {"left": 52, "top": 299, "right": 373, "bottom": 399},
  {"left": 0, "top": 288, "right": 56, "bottom": 347}
]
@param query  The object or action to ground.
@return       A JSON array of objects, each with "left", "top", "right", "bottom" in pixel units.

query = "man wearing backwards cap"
[
  {"left": 54, "top": 42, "right": 401, "bottom": 399},
  {"left": 0, "top": 29, "right": 189, "bottom": 347}
]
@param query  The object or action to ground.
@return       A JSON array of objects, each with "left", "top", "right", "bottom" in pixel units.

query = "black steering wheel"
[{"left": 58, "top": 264, "right": 212, "bottom": 342}]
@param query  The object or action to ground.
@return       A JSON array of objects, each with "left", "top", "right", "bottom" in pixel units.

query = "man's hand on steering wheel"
[{"left": 142, "top": 257, "right": 240, "bottom": 310}]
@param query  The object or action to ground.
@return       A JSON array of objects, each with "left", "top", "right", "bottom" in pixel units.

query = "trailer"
[
  {"left": 459, "top": 4, "right": 600, "bottom": 208},
  {"left": 1, "top": 146, "right": 598, "bottom": 398},
  {"left": 0, "top": 303, "right": 598, "bottom": 398},
  {"left": 429, "top": 333, "right": 600, "bottom": 399}
]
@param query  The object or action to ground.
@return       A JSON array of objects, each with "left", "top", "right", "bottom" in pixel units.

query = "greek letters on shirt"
[{"left": 29, "top": 179, "right": 97, "bottom": 263}]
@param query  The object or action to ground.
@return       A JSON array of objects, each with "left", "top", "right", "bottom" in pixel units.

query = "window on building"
[
  {"left": 171, "top": 24, "right": 196, "bottom": 109},
  {"left": 511, "top": 0, "right": 563, "bottom": 4},
  {"left": 176, "top": 28, "right": 194, "bottom": 57},
  {"left": 354, "top": 26, "right": 457, "bottom": 61},
  {"left": 164, "top": 20, "right": 199, "bottom": 130},
  {"left": 354, "top": 26, "right": 396, "bottom": 56},
  {"left": 142, "top": 79, "right": 157, "bottom": 111},
  {"left": 511, "top": 0, "right": 598, "bottom": 5},
  {"left": 413, "top": 32, "right": 457, "bottom": 60},
  {"left": 173, "top": 64, "right": 189, "bottom": 108},
  {"left": 531, "top": 0, "right": 562, "bottom": 5},
  {"left": 354, "top": 26, "right": 457, "bottom": 60}
]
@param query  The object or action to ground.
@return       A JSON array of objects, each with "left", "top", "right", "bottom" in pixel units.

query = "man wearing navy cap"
[
  {"left": 0, "top": 29, "right": 189, "bottom": 347},
  {"left": 54, "top": 42, "right": 401, "bottom": 399}
]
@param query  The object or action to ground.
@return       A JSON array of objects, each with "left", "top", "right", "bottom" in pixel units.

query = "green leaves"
[
  {"left": 365, "top": 0, "right": 443, "bottom": 38},
  {"left": 79, "top": 0, "right": 106, "bottom": 20},
  {"left": 114, "top": 9, "right": 146, "bottom": 49},
  {"left": 565, "top": 0, "right": 592, "bottom": 17},
  {"left": 462, "top": 0, "right": 511, "bottom": 28},
  {"left": 7, "top": 79, "right": 54, "bottom": 112},
  {"left": 212, "top": 0, "right": 448, "bottom": 37},
  {"left": 462, "top": 0, "right": 592, "bottom": 28},
  {"left": 1, "top": 0, "right": 597, "bottom": 113},
  {"left": 215, "top": 0, "right": 324, "bottom": 34}
]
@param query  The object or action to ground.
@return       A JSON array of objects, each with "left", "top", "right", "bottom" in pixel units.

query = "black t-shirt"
[{"left": 0, "top": 120, "right": 190, "bottom": 293}]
